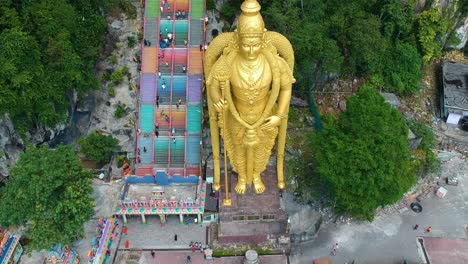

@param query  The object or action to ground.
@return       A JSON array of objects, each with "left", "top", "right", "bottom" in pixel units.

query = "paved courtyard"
[
  {"left": 113, "top": 216, "right": 289, "bottom": 263},
  {"left": 114, "top": 250, "right": 288, "bottom": 264},
  {"left": 117, "top": 215, "right": 207, "bottom": 250},
  {"left": 291, "top": 153, "right": 468, "bottom": 264}
]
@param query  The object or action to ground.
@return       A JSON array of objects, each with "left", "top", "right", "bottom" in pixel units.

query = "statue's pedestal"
[{"left": 217, "top": 163, "right": 288, "bottom": 244}]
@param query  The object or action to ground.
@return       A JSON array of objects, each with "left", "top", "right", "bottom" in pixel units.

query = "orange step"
[
  {"left": 189, "top": 48, "right": 203, "bottom": 74},
  {"left": 142, "top": 48, "right": 158, "bottom": 73}
]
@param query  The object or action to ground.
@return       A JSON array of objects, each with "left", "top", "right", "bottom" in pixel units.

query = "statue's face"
[{"left": 239, "top": 36, "right": 262, "bottom": 60}]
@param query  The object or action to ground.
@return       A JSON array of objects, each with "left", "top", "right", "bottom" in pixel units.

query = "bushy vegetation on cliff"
[
  {"left": 218, "top": 0, "right": 464, "bottom": 95},
  {"left": 0, "top": 0, "right": 132, "bottom": 134}
]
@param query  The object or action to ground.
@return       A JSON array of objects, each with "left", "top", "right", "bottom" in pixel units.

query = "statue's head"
[{"left": 236, "top": 0, "right": 266, "bottom": 61}]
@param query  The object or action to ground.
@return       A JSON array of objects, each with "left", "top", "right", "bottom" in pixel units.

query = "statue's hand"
[
  {"left": 261, "top": 116, "right": 281, "bottom": 131},
  {"left": 213, "top": 99, "right": 227, "bottom": 113}
]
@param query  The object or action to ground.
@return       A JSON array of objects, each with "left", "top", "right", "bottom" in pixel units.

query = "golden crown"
[{"left": 237, "top": 0, "right": 265, "bottom": 36}]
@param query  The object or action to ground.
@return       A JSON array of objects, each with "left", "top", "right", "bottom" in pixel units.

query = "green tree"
[
  {"left": 0, "top": 0, "right": 108, "bottom": 133},
  {"left": 0, "top": 146, "right": 94, "bottom": 250},
  {"left": 379, "top": 0, "right": 417, "bottom": 40},
  {"left": 417, "top": 8, "right": 449, "bottom": 62},
  {"left": 309, "top": 86, "right": 416, "bottom": 220},
  {"left": 78, "top": 131, "right": 120, "bottom": 163},
  {"left": 220, "top": 2, "right": 238, "bottom": 23},
  {"left": 206, "top": 0, "right": 216, "bottom": 10},
  {"left": 262, "top": 0, "right": 343, "bottom": 90},
  {"left": 383, "top": 41, "right": 422, "bottom": 95}
]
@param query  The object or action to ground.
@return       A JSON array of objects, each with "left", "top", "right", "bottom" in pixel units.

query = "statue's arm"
[
  {"left": 276, "top": 58, "right": 293, "bottom": 119},
  {"left": 208, "top": 78, "right": 225, "bottom": 112},
  {"left": 261, "top": 58, "right": 293, "bottom": 130}
]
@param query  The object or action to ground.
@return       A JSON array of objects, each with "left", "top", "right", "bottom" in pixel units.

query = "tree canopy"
[
  {"left": 78, "top": 131, "right": 120, "bottom": 163},
  {"left": 0, "top": 146, "right": 94, "bottom": 250},
  {"left": 253, "top": 0, "right": 461, "bottom": 95},
  {"left": 308, "top": 86, "right": 416, "bottom": 220},
  {"left": 0, "top": 0, "right": 108, "bottom": 133}
]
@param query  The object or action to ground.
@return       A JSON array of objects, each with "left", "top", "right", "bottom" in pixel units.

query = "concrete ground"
[
  {"left": 113, "top": 216, "right": 289, "bottom": 263},
  {"left": 291, "top": 154, "right": 468, "bottom": 264},
  {"left": 115, "top": 251, "right": 287, "bottom": 264},
  {"left": 117, "top": 215, "right": 207, "bottom": 250}
]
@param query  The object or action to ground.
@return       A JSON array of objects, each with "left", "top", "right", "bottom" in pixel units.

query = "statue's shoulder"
[
  {"left": 265, "top": 31, "right": 294, "bottom": 71},
  {"left": 205, "top": 32, "right": 236, "bottom": 79}
]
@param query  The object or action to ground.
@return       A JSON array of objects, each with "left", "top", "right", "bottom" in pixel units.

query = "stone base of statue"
[{"left": 216, "top": 159, "right": 288, "bottom": 244}]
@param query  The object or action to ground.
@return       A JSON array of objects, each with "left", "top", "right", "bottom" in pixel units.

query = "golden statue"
[{"left": 205, "top": 0, "right": 295, "bottom": 195}]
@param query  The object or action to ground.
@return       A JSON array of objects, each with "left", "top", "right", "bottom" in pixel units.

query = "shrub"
[
  {"left": 119, "top": 0, "right": 137, "bottom": 19},
  {"left": 122, "top": 66, "right": 130, "bottom": 76},
  {"left": 220, "top": 2, "right": 237, "bottom": 23},
  {"left": 116, "top": 155, "right": 128, "bottom": 168},
  {"left": 408, "top": 120, "right": 440, "bottom": 174},
  {"left": 108, "top": 55, "right": 118, "bottom": 64},
  {"left": 78, "top": 131, "right": 120, "bottom": 163},
  {"left": 127, "top": 36, "right": 136, "bottom": 48},
  {"left": 111, "top": 69, "right": 124, "bottom": 84},
  {"left": 114, "top": 103, "right": 126, "bottom": 118},
  {"left": 108, "top": 87, "right": 116, "bottom": 97},
  {"left": 103, "top": 72, "right": 112, "bottom": 82},
  {"left": 206, "top": 0, "right": 216, "bottom": 10}
]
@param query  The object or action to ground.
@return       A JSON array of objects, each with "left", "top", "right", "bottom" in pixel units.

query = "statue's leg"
[
  {"left": 252, "top": 142, "right": 266, "bottom": 194},
  {"left": 207, "top": 99, "right": 221, "bottom": 191},
  {"left": 252, "top": 150, "right": 268, "bottom": 194},
  {"left": 234, "top": 147, "right": 247, "bottom": 194},
  {"left": 276, "top": 118, "right": 288, "bottom": 190}
]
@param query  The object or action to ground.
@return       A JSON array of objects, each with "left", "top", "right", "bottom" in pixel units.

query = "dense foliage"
[
  {"left": 308, "top": 86, "right": 416, "bottom": 220},
  {"left": 218, "top": 0, "right": 463, "bottom": 96},
  {"left": 0, "top": 0, "right": 111, "bottom": 133},
  {"left": 408, "top": 120, "right": 440, "bottom": 174},
  {"left": 0, "top": 146, "right": 94, "bottom": 250},
  {"left": 78, "top": 131, "right": 120, "bottom": 163}
]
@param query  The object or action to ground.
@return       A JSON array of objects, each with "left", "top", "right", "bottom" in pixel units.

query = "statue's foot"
[
  {"left": 213, "top": 163, "right": 220, "bottom": 191},
  {"left": 278, "top": 180, "right": 285, "bottom": 190},
  {"left": 235, "top": 177, "right": 247, "bottom": 194},
  {"left": 213, "top": 182, "right": 221, "bottom": 191},
  {"left": 234, "top": 180, "right": 247, "bottom": 194},
  {"left": 253, "top": 176, "right": 266, "bottom": 194},
  {"left": 277, "top": 165, "right": 285, "bottom": 190}
]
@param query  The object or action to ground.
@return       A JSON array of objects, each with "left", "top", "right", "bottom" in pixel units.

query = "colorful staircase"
[{"left": 135, "top": 0, "right": 204, "bottom": 179}]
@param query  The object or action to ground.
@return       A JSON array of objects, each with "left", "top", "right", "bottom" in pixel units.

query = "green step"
[
  {"left": 190, "top": 0, "right": 204, "bottom": 19},
  {"left": 146, "top": 0, "right": 160, "bottom": 19}
]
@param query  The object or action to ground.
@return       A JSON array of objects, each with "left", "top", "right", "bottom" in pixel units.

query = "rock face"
[
  {"left": 0, "top": 115, "right": 24, "bottom": 181},
  {"left": 280, "top": 192, "right": 323, "bottom": 243},
  {"left": 454, "top": 19, "right": 468, "bottom": 50},
  {"left": 205, "top": 10, "right": 225, "bottom": 43},
  {"left": 85, "top": 13, "right": 139, "bottom": 153},
  {"left": 0, "top": 8, "right": 141, "bottom": 180}
]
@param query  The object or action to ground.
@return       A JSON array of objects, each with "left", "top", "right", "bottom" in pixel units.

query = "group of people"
[
  {"left": 161, "top": 78, "right": 167, "bottom": 90},
  {"left": 199, "top": 43, "right": 208, "bottom": 52},
  {"left": 413, "top": 224, "right": 432, "bottom": 233},
  {"left": 189, "top": 241, "right": 203, "bottom": 252},
  {"left": 160, "top": 109, "right": 171, "bottom": 124},
  {"left": 175, "top": 10, "right": 187, "bottom": 19},
  {"left": 159, "top": 27, "right": 174, "bottom": 48},
  {"left": 143, "top": 39, "right": 152, "bottom": 47}
]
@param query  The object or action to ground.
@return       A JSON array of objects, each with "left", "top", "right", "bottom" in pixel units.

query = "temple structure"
[{"left": 0, "top": 231, "right": 23, "bottom": 264}]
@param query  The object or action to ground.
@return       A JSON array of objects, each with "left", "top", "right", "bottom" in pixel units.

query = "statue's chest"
[{"left": 230, "top": 62, "right": 272, "bottom": 104}]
